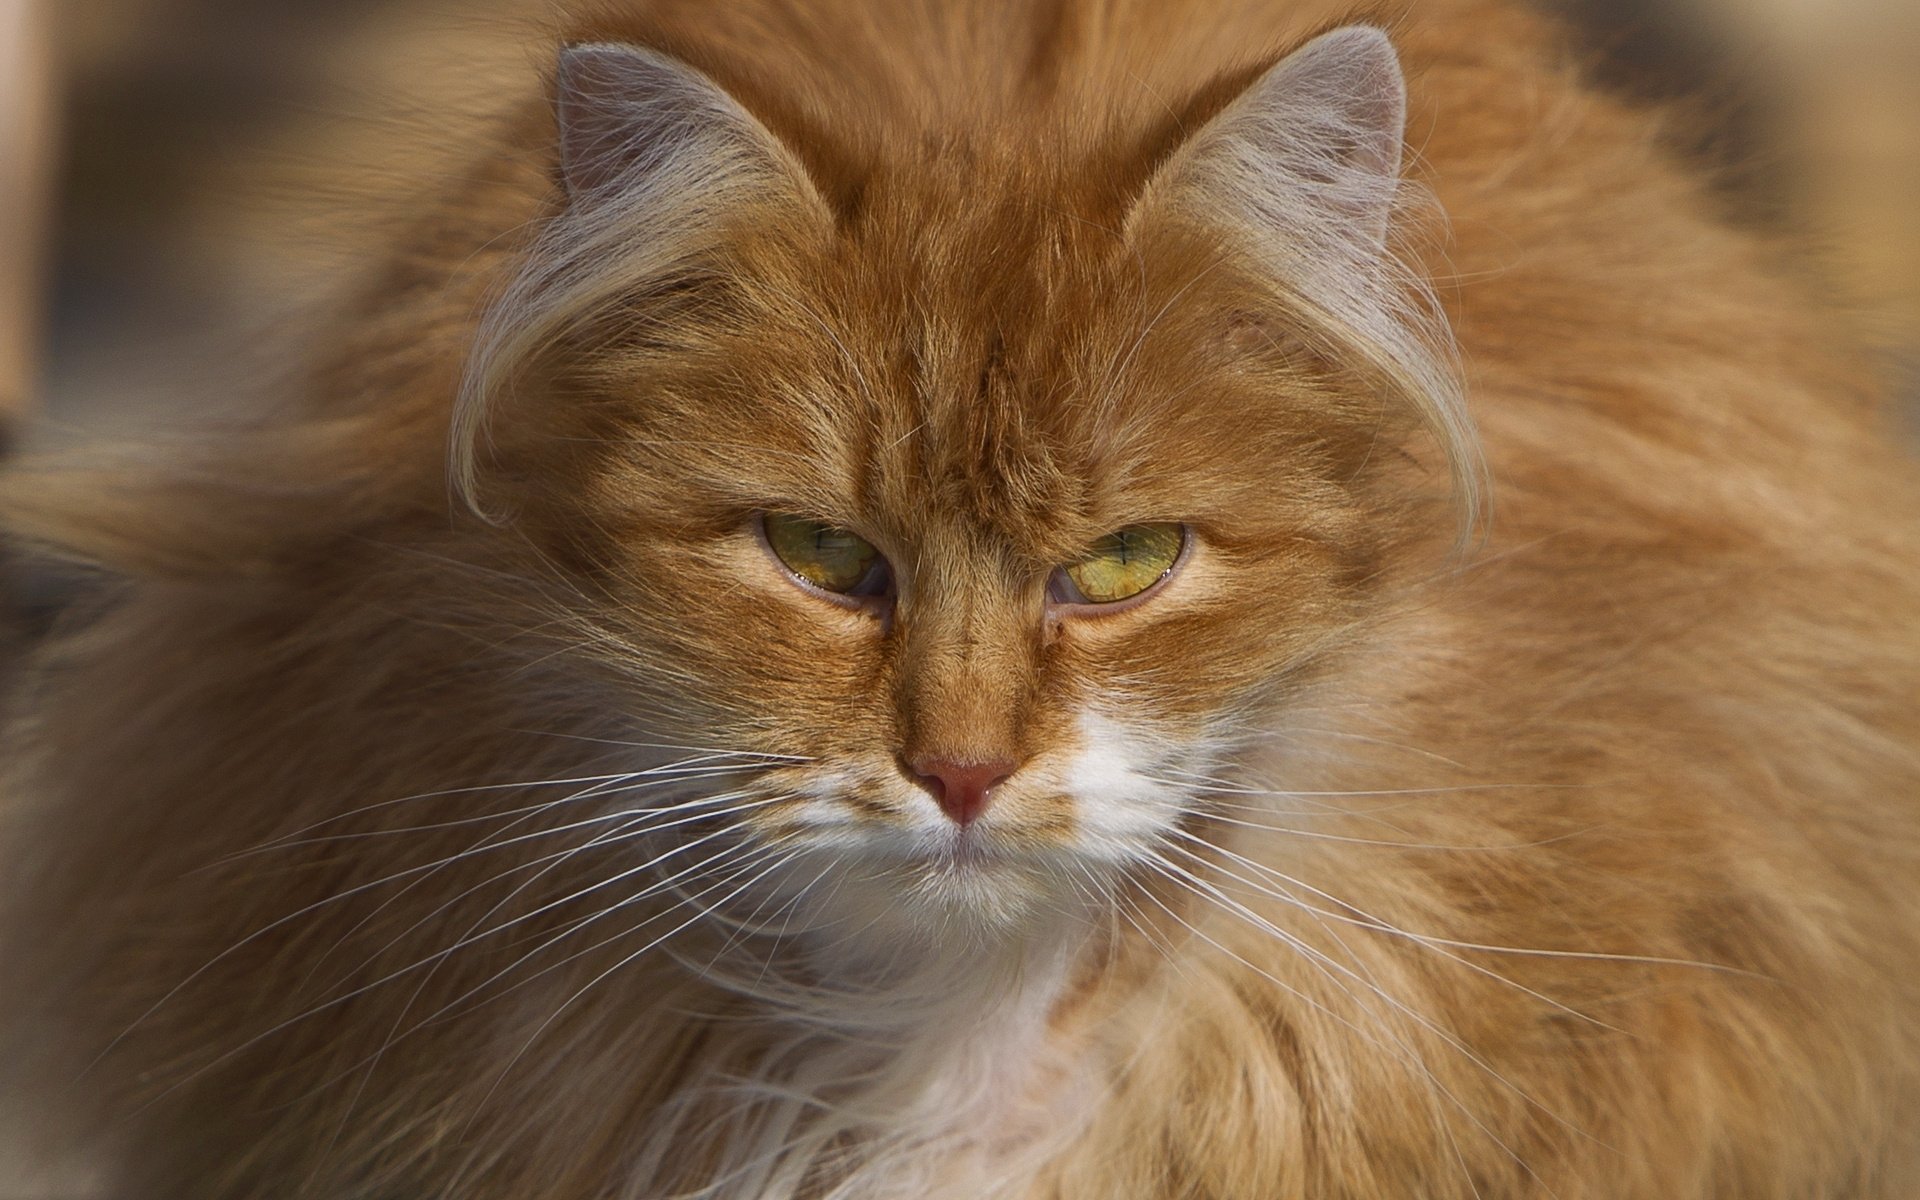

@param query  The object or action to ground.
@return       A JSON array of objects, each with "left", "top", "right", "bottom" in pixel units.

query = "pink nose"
[{"left": 908, "top": 757, "right": 1016, "bottom": 827}]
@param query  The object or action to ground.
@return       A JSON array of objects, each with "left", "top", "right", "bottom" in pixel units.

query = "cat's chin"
[
  {"left": 852, "top": 822, "right": 1098, "bottom": 878},
  {"left": 762, "top": 827, "right": 1107, "bottom": 940},
  {"left": 916, "top": 824, "right": 1015, "bottom": 869}
]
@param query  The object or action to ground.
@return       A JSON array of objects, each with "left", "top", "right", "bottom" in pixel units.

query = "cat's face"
[{"left": 460, "top": 33, "right": 1461, "bottom": 934}]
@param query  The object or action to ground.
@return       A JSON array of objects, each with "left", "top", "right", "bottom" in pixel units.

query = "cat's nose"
[{"left": 907, "top": 756, "right": 1016, "bottom": 827}]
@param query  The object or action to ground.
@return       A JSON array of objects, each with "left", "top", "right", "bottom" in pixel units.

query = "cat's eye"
[
  {"left": 760, "top": 513, "right": 892, "bottom": 603},
  {"left": 1049, "top": 523, "right": 1187, "bottom": 608}
]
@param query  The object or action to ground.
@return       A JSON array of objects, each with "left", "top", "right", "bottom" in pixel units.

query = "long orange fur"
[{"left": 3, "top": 1, "right": 1919, "bottom": 1196}]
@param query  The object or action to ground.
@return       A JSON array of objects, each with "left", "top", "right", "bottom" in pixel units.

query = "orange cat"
[{"left": 4, "top": 1, "right": 1919, "bottom": 1196}]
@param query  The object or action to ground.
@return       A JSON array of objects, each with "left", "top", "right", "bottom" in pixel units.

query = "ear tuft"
[
  {"left": 556, "top": 43, "right": 785, "bottom": 200},
  {"left": 1249, "top": 25, "right": 1406, "bottom": 247},
  {"left": 1153, "top": 25, "right": 1408, "bottom": 255}
]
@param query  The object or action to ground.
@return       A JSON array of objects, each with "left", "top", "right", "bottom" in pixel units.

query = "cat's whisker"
[
  {"left": 739, "top": 855, "right": 844, "bottom": 985},
  {"left": 291, "top": 837, "right": 796, "bottom": 1109},
  {"left": 1158, "top": 826, "right": 1714, "bottom": 1116},
  {"left": 236, "top": 749, "right": 774, "bottom": 853},
  {"left": 207, "top": 771, "right": 646, "bottom": 864},
  {"left": 292, "top": 796, "right": 604, "bottom": 995},
  {"left": 1131, "top": 853, "right": 1423, "bottom": 1058},
  {"left": 510, "top": 730, "right": 815, "bottom": 762},
  {"left": 1146, "top": 769, "right": 1521, "bottom": 823},
  {"left": 679, "top": 851, "right": 841, "bottom": 998},
  {"left": 431, "top": 836, "right": 795, "bottom": 1030},
  {"left": 96, "top": 787, "right": 778, "bottom": 1076},
  {"left": 1163, "top": 825, "right": 1762, "bottom": 978},
  {"left": 1158, "top": 833, "right": 1625, "bottom": 1041},
  {"left": 343, "top": 795, "right": 787, "bottom": 992},
  {"left": 1136, "top": 851, "right": 1576, "bottom": 1188},
  {"left": 1126, "top": 853, "right": 1536, "bottom": 1171},
  {"left": 296, "top": 784, "right": 768, "bottom": 972},
  {"left": 459, "top": 844, "right": 812, "bottom": 1143},
  {"left": 311, "top": 802, "right": 680, "bottom": 1008},
  {"left": 295, "top": 775, "right": 776, "bottom": 972},
  {"left": 1188, "top": 804, "right": 1606, "bottom": 853},
  {"left": 1245, "top": 852, "right": 1516, "bottom": 1198},
  {"left": 1275, "top": 726, "right": 1476, "bottom": 771},
  {"left": 701, "top": 849, "right": 836, "bottom": 947},
  {"left": 229, "top": 763, "right": 763, "bottom": 859},
  {"left": 1146, "top": 772, "right": 1567, "bottom": 800},
  {"left": 135, "top": 816, "right": 792, "bottom": 1119},
  {"left": 1143, "top": 770, "right": 1451, "bottom": 838}
]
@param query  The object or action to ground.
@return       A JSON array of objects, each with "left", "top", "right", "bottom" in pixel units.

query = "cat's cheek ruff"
[{"left": 1060, "top": 710, "right": 1196, "bottom": 865}]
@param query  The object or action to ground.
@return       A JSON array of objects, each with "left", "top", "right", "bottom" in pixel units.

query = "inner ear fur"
[
  {"left": 553, "top": 42, "right": 829, "bottom": 213},
  {"left": 1130, "top": 26, "right": 1407, "bottom": 270}
]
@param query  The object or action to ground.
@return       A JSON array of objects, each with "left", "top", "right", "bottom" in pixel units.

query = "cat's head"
[{"left": 452, "top": 27, "right": 1477, "bottom": 940}]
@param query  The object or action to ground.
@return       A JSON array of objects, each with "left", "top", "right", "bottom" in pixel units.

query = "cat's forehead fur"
[
  {"left": 574, "top": 191, "right": 1369, "bottom": 569},
  {"left": 487, "top": 24, "right": 1435, "bottom": 566},
  {"left": 729, "top": 179, "right": 1245, "bottom": 551}
]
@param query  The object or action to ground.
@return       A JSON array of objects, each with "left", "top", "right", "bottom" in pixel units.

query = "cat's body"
[{"left": 5, "top": 0, "right": 1920, "bottom": 1197}]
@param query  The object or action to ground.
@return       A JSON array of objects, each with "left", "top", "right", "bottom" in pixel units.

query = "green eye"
[
  {"left": 762, "top": 513, "right": 888, "bottom": 596},
  {"left": 1055, "top": 523, "right": 1185, "bottom": 605}
]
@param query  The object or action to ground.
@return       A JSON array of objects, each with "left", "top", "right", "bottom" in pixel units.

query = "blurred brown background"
[{"left": 12, "top": 0, "right": 534, "bottom": 446}]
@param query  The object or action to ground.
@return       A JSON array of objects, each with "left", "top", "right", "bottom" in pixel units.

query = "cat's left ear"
[
  {"left": 1130, "top": 25, "right": 1407, "bottom": 260},
  {"left": 553, "top": 42, "right": 826, "bottom": 215}
]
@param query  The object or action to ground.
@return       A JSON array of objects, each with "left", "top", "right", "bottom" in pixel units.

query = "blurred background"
[{"left": 0, "top": 0, "right": 1914, "bottom": 1194}]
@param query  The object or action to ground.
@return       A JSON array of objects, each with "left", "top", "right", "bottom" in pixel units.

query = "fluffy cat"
[{"left": 4, "top": 0, "right": 1919, "bottom": 1196}]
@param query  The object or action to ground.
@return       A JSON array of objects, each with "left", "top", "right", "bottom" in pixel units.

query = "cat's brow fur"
[{"left": 4, "top": 0, "right": 1920, "bottom": 1197}]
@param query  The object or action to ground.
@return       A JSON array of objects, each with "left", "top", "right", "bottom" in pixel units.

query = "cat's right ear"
[
  {"left": 454, "top": 46, "right": 828, "bottom": 512},
  {"left": 553, "top": 43, "right": 825, "bottom": 215}
]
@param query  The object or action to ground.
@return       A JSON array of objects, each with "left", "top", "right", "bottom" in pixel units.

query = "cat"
[{"left": 4, "top": 0, "right": 1919, "bottom": 1196}]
